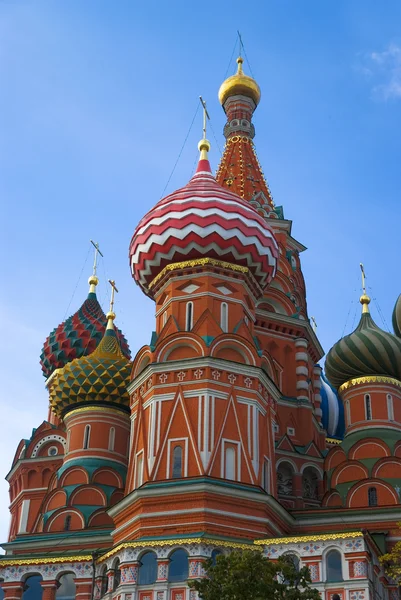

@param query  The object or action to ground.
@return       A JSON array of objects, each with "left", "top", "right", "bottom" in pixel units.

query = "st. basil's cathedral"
[{"left": 1, "top": 55, "right": 401, "bottom": 600}]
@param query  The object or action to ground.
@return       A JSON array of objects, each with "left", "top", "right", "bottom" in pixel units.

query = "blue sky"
[{"left": 0, "top": 0, "right": 400, "bottom": 542}]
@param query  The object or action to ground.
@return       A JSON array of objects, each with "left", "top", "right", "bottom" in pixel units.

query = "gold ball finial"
[
  {"left": 198, "top": 139, "right": 211, "bottom": 152},
  {"left": 360, "top": 294, "right": 371, "bottom": 314},
  {"left": 106, "top": 311, "right": 116, "bottom": 321},
  {"left": 88, "top": 275, "right": 99, "bottom": 287}
]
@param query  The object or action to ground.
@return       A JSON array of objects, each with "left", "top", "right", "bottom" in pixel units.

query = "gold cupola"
[{"left": 218, "top": 57, "right": 261, "bottom": 107}]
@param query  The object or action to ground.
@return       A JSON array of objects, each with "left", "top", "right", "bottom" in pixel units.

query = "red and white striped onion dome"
[{"left": 129, "top": 141, "right": 279, "bottom": 296}]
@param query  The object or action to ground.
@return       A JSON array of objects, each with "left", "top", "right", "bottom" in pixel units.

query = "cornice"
[
  {"left": 128, "top": 357, "right": 281, "bottom": 400},
  {"left": 339, "top": 375, "right": 401, "bottom": 393},
  {"left": 255, "top": 531, "right": 363, "bottom": 546}
]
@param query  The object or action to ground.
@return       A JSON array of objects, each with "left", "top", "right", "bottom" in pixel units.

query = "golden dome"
[{"left": 218, "top": 57, "right": 261, "bottom": 106}]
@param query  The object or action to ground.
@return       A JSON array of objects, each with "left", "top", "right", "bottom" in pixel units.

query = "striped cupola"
[
  {"left": 325, "top": 295, "right": 401, "bottom": 389},
  {"left": 393, "top": 294, "right": 401, "bottom": 338},
  {"left": 129, "top": 139, "right": 279, "bottom": 297}
]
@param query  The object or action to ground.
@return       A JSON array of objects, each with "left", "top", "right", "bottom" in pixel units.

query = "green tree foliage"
[
  {"left": 381, "top": 523, "right": 401, "bottom": 583},
  {"left": 188, "top": 549, "right": 321, "bottom": 600}
]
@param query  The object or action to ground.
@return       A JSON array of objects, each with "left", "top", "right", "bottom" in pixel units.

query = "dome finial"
[
  {"left": 198, "top": 96, "right": 211, "bottom": 160},
  {"left": 359, "top": 263, "right": 370, "bottom": 314},
  {"left": 88, "top": 240, "right": 103, "bottom": 293},
  {"left": 106, "top": 279, "right": 118, "bottom": 329}
]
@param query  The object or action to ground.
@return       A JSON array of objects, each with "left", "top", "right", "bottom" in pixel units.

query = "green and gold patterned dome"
[
  {"left": 49, "top": 314, "right": 131, "bottom": 417},
  {"left": 393, "top": 294, "right": 401, "bottom": 338},
  {"left": 325, "top": 295, "right": 401, "bottom": 389}
]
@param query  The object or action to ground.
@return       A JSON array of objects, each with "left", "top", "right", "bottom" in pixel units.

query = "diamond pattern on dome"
[
  {"left": 40, "top": 292, "right": 131, "bottom": 379},
  {"left": 48, "top": 328, "right": 131, "bottom": 417}
]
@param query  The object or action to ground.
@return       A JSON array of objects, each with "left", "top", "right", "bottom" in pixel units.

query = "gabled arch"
[
  {"left": 346, "top": 479, "right": 398, "bottom": 508},
  {"left": 87, "top": 509, "right": 114, "bottom": 528},
  {"left": 69, "top": 485, "right": 106, "bottom": 507},
  {"left": 44, "top": 489, "right": 67, "bottom": 512},
  {"left": 45, "top": 508, "right": 84, "bottom": 532},
  {"left": 325, "top": 446, "right": 346, "bottom": 472},
  {"left": 156, "top": 333, "right": 205, "bottom": 362},
  {"left": 92, "top": 468, "right": 122, "bottom": 488},
  {"left": 210, "top": 336, "right": 257, "bottom": 366},
  {"left": 131, "top": 346, "right": 152, "bottom": 378},
  {"left": 331, "top": 460, "right": 368, "bottom": 486},
  {"left": 59, "top": 467, "right": 89, "bottom": 487},
  {"left": 372, "top": 457, "right": 401, "bottom": 479},
  {"left": 349, "top": 438, "right": 391, "bottom": 461},
  {"left": 322, "top": 490, "right": 343, "bottom": 507}
]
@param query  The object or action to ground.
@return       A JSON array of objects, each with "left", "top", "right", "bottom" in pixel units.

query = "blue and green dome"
[
  {"left": 320, "top": 373, "right": 345, "bottom": 439},
  {"left": 325, "top": 296, "right": 401, "bottom": 389},
  {"left": 393, "top": 294, "right": 401, "bottom": 338}
]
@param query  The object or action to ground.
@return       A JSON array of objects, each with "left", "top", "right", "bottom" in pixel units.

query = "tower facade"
[{"left": 1, "top": 53, "right": 400, "bottom": 600}]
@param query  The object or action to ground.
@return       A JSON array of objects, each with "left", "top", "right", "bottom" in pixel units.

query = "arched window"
[
  {"left": 368, "top": 486, "right": 378, "bottom": 507},
  {"left": 185, "top": 302, "right": 193, "bottom": 331},
  {"left": 365, "top": 394, "right": 372, "bottom": 421},
  {"left": 172, "top": 446, "right": 183, "bottom": 478},
  {"left": 221, "top": 302, "right": 228, "bottom": 333},
  {"left": 211, "top": 549, "right": 222, "bottom": 566},
  {"left": 277, "top": 462, "right": 294, "bottom": 496},
  {"left": 66, "top": 429, "right": 71, "bottom": 453},
  {"left": 262, "top": 459, "right": 270, "bottom": 493},
  {"left": 136, "top": 454, "right": 144, "bottom": 488},
  {"left": 56, "top": 574, "right": 75, "bottom": 600},
  {"left": 387, "top": 394, "right": 394, "bottom": 421},
  {"left": 22, "top": 575, "right": 43, "bottom": 600},
  {"left": 64, "top": 515, "right": 71, "bottom": 531},
  {"left": 138, "top": 551, "right": 157, "bottom": 585},
  {"left": 113, "top": 560, "right": 120, "bottom": 591},
  {"left": 302, "top": 467, "right": 319, "bottom": 500},
  {"left": 100, "top": 566, "right": 108, "bottom": 597},
  {"left": 168, "top": 549, "right": 189, "bottom": 582},
  {"left": 108, "top": 427, "right": 115, "bottom": 451},
  {"left": 83, "top": 425, "right": 91, "bottom": 449},
  {"left": 326, "top": 550, "right": 342, "bottom": 582},
  {"left": 225, "top": 447, "right": 235, "bottom": 480}
]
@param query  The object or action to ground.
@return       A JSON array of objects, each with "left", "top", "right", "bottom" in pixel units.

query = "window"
[
  {"left": 64, "top": 515, "right": 71, "bottom": 531},
  {"left": 100, "top": 566, "right": 108, "bottom": 597},
  {"left": 365, "top": 395, "right": 372, "bottom": 421},
  {"left": 262, "top": 459, "right": 270, "bottom": 493},
  {"left": 172, "top": 446, "right": 183, "bottom": 478},
  {"left": 163, "top": 311, "right": 168, "bottom": 326},
  {"left": 108, "top": 427, "right": 115, "bottom": 451},
  {"left": 277, "top": 463, "right": 294, "bottom": 496},
  {"left": 22, "top": 575, "right": 43, "bottom": 600},
  {"left": 113, "top": 560, "right": 120, "bottom": 591},
  {"left": 211, "top": 549, "right": 222, "bottom": 566},
  {"left": 48, "top": 446, "right": 58, "bottom": 456},
  {"left": 185, "top": 302, "right": 193, "bottom": 331},
  {"left": 138, "top": 551, "right": 157, "bottom": 585},
  {"left": 83, "top": 425, "right": 90, "bottom": 449},
  {"left": 302, "top": 467, "right": 319, "bottom": 500},
  {"left": 136, "top": 454, "right": 144, "bottom": 488},
  {"left": 225, "top": 447, "right": 235, "bottom": 480},
  {"left": 287, "top": 427, "right": 295, "bottom": 437},
  {"left": 387, "top": 394, "right": 394, "bottom": 421},
  {"left": 56, "top": 574, "right": 75, "bottom": 600},
  {"left": 66, "top": 430, "right": 71, "bottom": 453},
  {"left": 168, "top": 549, "right": 189, "bottom": 582},
  {"left": 368, "top": 486, "right": 378, "bottom": 507},
  {"left": 326, "top": 550, "right": 342, "bottom": 582},
  {"left": 221, "top": 302, "right": 228, "bottom": 333}
]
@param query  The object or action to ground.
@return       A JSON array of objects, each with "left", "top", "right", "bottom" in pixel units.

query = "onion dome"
[
  {"left": 393, "top": 294, "right": 401, "bottom": 338},
  {"left": 40, "top": 275, "right": 130, "bottom": 379},
  {"left": 218, "top": 57, "right": 261, "bottom": 106},
  {"left": 129, "top": 140, "right": 279, "bottom": 296},
  {"left": 325, "top": 294, "right": 401, "bottom": 389},
  {"left": 320, "top": 373, "right": 345, "bottom": 439},
  {"left": 48, "top": 310, "right": 131, "bottom": 417}
]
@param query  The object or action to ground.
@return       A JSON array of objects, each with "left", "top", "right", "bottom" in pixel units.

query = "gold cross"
[
  {"left": 90, "top": 240, "right": 103, "bottom": 277},
  {"left": 199, "top": 96, "right": 210, "bottom": 140},
  {"left": 108, "top": 279, "right": 119, "bottom": 314},
  {"left": 360, "top": 263, "right": 367, "bottom": 295}
]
